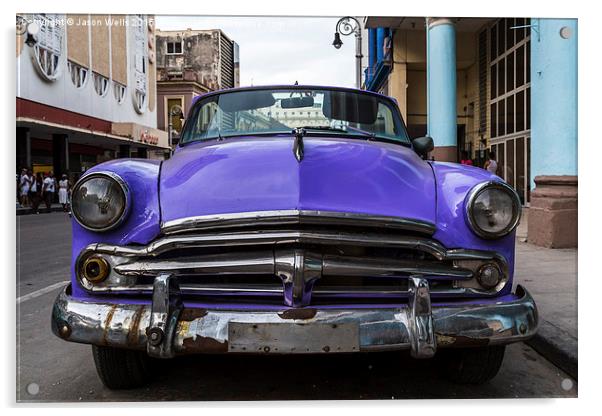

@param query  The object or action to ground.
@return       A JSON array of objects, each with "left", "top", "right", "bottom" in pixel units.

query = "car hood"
[{"left": 159, "top": 135, "right": 437, "bottom": 227}]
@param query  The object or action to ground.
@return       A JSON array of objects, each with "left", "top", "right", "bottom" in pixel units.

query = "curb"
[
  {"left": 526, "top": 320, "right": 578, "bottom": 380},
  {"left": 16, "top": 207, "right": 65, "bottom": 216}
]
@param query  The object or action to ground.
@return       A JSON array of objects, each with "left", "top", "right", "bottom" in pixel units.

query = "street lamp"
[{"left": 332, "top": 16, "right": 363, "bottom": 89}]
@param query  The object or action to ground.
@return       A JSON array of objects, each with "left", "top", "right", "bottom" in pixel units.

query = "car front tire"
[
  {"left": 438, "top": 345, "right": 506, "bottom": 384},
  {"left": 92, "top": 345, "right": 152, "bottom": 389}
]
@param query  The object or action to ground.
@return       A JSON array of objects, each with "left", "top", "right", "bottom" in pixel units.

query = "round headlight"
[
  {"left": 466, "top": 181, "right": 521, "bottom": 239},
  {"left": 71, "top": 172, "right": 130, "bottom": 232}
]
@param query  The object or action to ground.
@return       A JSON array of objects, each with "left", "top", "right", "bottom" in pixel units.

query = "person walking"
[
  {"left": 58, "top": 174, "right": 70, "bottom": 212},
  {"left": 18, "top": 168, "right": 31, "bottom": 207},
  {"left": 29, "top": 172, "right": 43, "bottom": 214},
  {"left": 484, "top": 151, "right": 498, "bottom": 175},
  {"left": 42, "top": 172, "right": 55, "bottom": 212}
]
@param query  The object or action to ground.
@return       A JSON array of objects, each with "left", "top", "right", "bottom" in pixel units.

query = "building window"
[
  {"left": 166, "top": 41, "right": 183, "bottom": 54},
  {"left": 489, "top": 18, "right": 531, "bottom": 203},
  {"left": 133, "top": 15, "right": 148, "bottom": 113},
  {"left": 67, "top": 61, "right": 88, "bottom": 88},
  {"left": 113, "top": 81, "right": 126, "bottom": 104},
  {"left": 92, "top": 73, "right": 109, "bottom": 97},
  {"left": 31, "top": 14, "right": 63, "bottom": 81},
  {"left": 167, "top": 98, "right": 184, "bottom": 134}
]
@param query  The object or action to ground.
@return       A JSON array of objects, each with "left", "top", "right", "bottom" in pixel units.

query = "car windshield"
[{"left": 180, "top": 87, "right": 410, "bottom": 145}]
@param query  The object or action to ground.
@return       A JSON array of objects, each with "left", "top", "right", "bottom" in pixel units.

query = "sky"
[{"left": 155, "top": 15, "right": 356, "bottom": 88}]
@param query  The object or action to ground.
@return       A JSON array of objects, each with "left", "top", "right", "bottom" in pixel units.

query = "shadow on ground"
[{"left": 91, "top": 343, "right": 575, "bottom": 401}]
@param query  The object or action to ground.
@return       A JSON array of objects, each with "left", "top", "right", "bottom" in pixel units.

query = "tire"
[
  {"left": 438, "top": 345, "right": 506, "bottom": 384},
  {"left": 92, "top": 345, "right": 152, "bottom": 389}
]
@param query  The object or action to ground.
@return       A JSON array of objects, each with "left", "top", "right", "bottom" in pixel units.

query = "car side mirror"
[{"left": 412, "top": 136, "right": 434, "bottom": 157}]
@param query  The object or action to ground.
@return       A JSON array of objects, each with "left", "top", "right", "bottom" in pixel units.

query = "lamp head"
[{"left": 332, "top": 32, "right": 343, "bottom": 49}]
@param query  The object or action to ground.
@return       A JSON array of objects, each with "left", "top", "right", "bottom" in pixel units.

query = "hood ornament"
[{"left": 292, "top": 127, "right": 306, "bottom": 162}]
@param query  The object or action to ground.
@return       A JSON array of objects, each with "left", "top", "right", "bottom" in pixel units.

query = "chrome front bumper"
[{"left": 51, "top": 278, "right": 538, "bottom": 359}]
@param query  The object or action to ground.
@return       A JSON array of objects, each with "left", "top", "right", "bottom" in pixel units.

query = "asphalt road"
[{"left": 16, "top": 212, "right": 578, "bottom": 402}]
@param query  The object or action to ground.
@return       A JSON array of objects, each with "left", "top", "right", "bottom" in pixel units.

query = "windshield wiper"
[
  {"left": 296, "top": 125, "right": 412, "bottom": 148},
  {"left": 296, "top": 125, "right": 375, "bottom": 139}
]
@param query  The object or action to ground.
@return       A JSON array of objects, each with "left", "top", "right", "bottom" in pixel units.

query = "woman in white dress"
[{"left": 58, "top": 174, "right": 70, "bottom": 212}]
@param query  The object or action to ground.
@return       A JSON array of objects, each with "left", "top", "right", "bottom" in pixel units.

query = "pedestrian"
[
  {"left": 42, "top": 172, "right": 55, "bottom": 212},
  {"left": 58, "top": 174, "right": 70, "bottom": 212},
  {"left": 18, "top": 168, "right": 31, "bottom": 207},
  {"left": 484, "top": 151, "right": 498, "bottom": 175},
  {"left": 29, "top": 172, "right": 43, "bottom": 214},
  {"left": 50, "top": 171, "right": 58, "bottom": 204},
  {"left": 460, "top": 151, "right": 473, "bottom": 166}
]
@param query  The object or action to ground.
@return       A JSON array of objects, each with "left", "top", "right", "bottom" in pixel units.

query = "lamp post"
[{"left": 332, "top": 16, "right": 363, "bottom": 89}]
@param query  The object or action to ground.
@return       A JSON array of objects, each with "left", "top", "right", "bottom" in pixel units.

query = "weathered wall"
[{"left": 156, "top": 30, "right": 227, "bottom": 90}]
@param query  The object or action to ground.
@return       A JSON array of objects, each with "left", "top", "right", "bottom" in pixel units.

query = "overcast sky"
[{"left": 155, "top": 15, "right": 356, "bottom": 88}]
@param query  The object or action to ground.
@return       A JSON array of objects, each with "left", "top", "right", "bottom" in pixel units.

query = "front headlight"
[
  {"left": 465, "top": 181, "right": 521, "bottom": 239},
  {"left": 71, "top": 172, "right": 130, "bottom": 232}
]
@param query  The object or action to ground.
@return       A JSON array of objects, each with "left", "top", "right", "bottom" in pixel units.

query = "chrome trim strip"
[
  {"left": 160, "top": 210, "right": 437, "bottom": 236},
  {"left": 88, "top": 230, "right": 448, "bottom": 259},
  {"left": 113, "top": 251, "right": 276, "bottom": 277},
  {"left": 111, "top": 252, "right": 472, "bottom": 279},
  {"left": 465, "top": 180, "right": 522, "bottom": 239},
  {"left": 71, "top": 171, "right": 131, "bottom": 233},
  {"left": 51, "top": 284, "right": 539, "bottom": 355},
  {"left": 321, "top": 255, "right": 473, "bottom": 279}
]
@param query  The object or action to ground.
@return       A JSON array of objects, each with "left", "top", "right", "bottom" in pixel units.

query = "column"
[
  {"left": 16, "top": 127, "right": 31, "bottom": 170},
  {"left": 426, "top": 18, "right": 457, "bottom": 162},
  {"left": 52, "top": 134, "right": 69, "bottom": 176},
  {"left": 528, "top": 19, "right": 577, "bottom": 248},
  {"left": 376, "top": 28, "right": 385, "bottom": 62},
  {"left": 368, "top": 28, "right": 377, "bottom": 79}
]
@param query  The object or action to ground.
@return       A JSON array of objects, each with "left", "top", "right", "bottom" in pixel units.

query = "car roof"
[{"left": 191, "top": 84, "right": 394, "bottom": 106}]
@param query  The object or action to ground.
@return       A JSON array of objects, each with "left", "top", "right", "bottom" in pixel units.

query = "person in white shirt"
[
  {"left": 19, "top": 168, "right": 31, "bottom": 207},
  {"left": 484, "top": 152, "right": 498, "bottom": 175},
  {"left": 42, "top": 173, "right": 55, "bottom": 211},
  {"left": 58, "top": 174, "right": 70, "bottom": 212}
]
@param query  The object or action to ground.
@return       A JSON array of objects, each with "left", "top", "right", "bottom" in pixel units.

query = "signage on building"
[
  {"left": 111, "top": 122, "right": 169, "bottom": 149},
  {"left": 139, "top": 130, "right": 159, "bottom": 145}
]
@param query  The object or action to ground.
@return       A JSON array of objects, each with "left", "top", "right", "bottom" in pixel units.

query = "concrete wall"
[{"left": 16, "top": 14, "right": 158, "bottom": 128}]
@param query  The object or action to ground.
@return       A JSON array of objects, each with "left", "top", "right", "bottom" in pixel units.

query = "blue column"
[
  {"left": 530, "top": 18, "right": 578, "bottom": 187},
  {"left": 426, "top": 18, "right": 457, "bottom": 155},
  {"left": 368, "top": 28, "right": 377, "bottom": 72},
  {"left": 376, "top": 28, "right": 385, "bottom": 62}
]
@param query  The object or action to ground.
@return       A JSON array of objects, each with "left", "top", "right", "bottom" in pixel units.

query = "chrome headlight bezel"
[
  {"left": 465, "top": 180, "right": 522, "bottom": 239},
  {"left": 71, "top": 171, "right": 131, "bottom": 232}
]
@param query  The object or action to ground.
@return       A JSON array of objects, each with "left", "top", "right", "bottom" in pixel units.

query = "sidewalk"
[{"left": 515, "top": 208, "right": 578, "bottom": 379}]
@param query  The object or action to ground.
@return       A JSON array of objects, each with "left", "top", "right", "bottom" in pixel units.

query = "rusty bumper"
[{"left": 51, "top": 282, "right": 538, "bottom": 359}]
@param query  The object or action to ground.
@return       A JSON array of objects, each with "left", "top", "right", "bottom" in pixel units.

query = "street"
[{"left": 16, "top": 212, "right": 577, "bottom": 402}]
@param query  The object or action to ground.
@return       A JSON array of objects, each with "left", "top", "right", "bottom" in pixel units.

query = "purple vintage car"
[{"left": 52, "top": 85, "right": 537, "bottom": 389}]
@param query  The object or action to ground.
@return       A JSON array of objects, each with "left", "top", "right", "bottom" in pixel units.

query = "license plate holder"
[{"left": 228, "top": 322, "right": 359, "bottom": 353}]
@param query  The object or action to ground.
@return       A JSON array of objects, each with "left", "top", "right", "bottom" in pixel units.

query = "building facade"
[
  {"left": 363, "top": 17, "right": 577, "bottom": 248},
  {"left": 16, "top": 14, "right": 169, "bottom": 178},
  {"left": 155, "top": 28, "right": 240, "bottom": 146}
]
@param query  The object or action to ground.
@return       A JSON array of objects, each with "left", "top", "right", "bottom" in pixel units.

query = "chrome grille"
[{"left": 77, "top": 211, "right": 508, "bottom": 306}]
